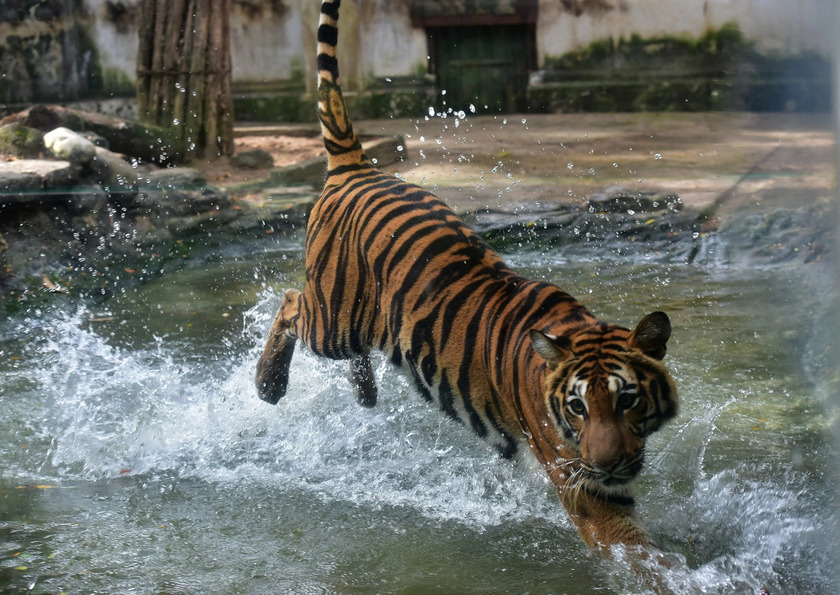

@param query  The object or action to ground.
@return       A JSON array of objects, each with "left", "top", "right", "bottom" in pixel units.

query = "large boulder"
[
  {"left": 0, "top": 159, "right": 80, "bottom": 205},
  {"left": 1, "top": 105, "right": 178, "bottom": 164},
  {"left": 231, "top": 149, "right": 274, "bottom": 170},
  {"left": 587, "top": 186, "right": 683, "bottom": 214},
  {"left": 145, "top": 168, "right": 233, "bottom": 216},
  {"left": 0, "top": 122, "right": 45, "bottom": 158},
  {"left": 89, "top": 146, "right": 143, "bottom": 191}
]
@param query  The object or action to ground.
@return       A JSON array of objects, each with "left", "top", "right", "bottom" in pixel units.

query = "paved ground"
[{"left": 348, "top": 111, "right": 837, "bottom": 219}]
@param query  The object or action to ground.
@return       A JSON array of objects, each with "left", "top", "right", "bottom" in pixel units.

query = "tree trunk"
[{"left": 136, "top": 0, "right": 234, "bottom": 163}]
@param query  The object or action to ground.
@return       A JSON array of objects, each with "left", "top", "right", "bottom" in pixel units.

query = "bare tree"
[{"left": 136, "top": 0, "right": 234, "bottom": 162}]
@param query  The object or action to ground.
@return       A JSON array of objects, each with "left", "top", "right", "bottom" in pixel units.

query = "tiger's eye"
[
  {"left": 567, "top": 398, "right": 586, "bottom": 416},
  {"left": 617, "top": 392, "right": 638, "bottom": 410}
]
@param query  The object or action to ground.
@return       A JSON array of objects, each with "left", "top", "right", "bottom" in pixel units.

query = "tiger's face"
[{"left": 530, "top": 312, "right": 678, "bottom": 494}]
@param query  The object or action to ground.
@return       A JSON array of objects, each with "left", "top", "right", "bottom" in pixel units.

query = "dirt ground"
[
  {"left": 199, "top": 132, "right": 326, "bottom": 186},
  {"left": 200, "top": 112, "right": 837, "bottom": 218}
]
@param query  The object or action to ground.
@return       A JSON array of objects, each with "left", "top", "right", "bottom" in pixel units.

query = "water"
[{"left": 1, "top": 230, "right": 837, "bottom": 594}]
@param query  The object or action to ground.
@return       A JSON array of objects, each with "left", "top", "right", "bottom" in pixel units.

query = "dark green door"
[{"left": 433, "top": 25, "right": 531, "bottom": 113}]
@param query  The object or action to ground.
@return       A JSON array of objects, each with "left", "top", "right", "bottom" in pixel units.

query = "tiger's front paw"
[
  {"left": 255, "top": 325, "right": 296, "bottom": 404},
  {"left": 255, "top": 292, "right": 301, "bottom": 404}
]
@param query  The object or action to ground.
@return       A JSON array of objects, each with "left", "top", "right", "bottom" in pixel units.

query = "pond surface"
[{"left": 1, "top": 229, "right": 838, "bottom": 594}]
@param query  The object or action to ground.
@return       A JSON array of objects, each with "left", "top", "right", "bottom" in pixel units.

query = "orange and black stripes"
[
  {"left": 256, "top": 0, "right": 679, "bottom": 549},
  {"left": 317, "top": 0, "right": 369, "bottom": 168}
]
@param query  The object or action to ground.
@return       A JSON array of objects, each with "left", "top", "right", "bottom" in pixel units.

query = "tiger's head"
[{"left": 530, "top": 312, "right": 678, "bottom": 496}]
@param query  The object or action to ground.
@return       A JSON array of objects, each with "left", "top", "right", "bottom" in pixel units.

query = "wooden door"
[{"left": 431, "top": 25, "right": 532, "bottom": 113}]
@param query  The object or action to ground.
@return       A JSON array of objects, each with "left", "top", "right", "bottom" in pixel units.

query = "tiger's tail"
[{"left": 317, "top": 0, "right": 371, "bottom": 170}]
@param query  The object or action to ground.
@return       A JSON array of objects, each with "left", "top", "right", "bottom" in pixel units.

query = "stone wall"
[
  {"left": 0, "top": 0, "right": 103, "bottom": 105},
  {"left": 0, "top": 0, "right": 834, "bottom": 119}
]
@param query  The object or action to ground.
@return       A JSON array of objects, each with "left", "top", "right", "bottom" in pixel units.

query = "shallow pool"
[{"left": 1, "top": 229, "right": 837, "bottom": 593}]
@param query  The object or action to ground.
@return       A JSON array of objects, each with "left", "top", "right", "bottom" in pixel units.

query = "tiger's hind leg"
[
  {"left": 348, "top": 353, "right": 377, "bottom": 407},
  {"left": 255, "top": 289, "right": 301, "bottom": 404}
]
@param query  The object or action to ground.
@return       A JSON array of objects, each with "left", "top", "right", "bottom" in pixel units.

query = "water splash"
[
  {"left": 3, "top": 263, "right": 835, "bottom": 593},
  {"left": 13, "top": 299, "right": 559, "bottom": 530}
]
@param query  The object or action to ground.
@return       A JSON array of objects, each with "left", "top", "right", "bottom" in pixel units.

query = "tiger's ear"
[
  {"left": 630, "top": 311, "right": 671, "bottom": 360},
  {"left": 529, "top": 330, "right": 573, "bottom": 366}
]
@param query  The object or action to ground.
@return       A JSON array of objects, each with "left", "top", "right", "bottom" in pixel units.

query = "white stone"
[{"left": 43, "top": 127, "right": 96, "bottom": 166}]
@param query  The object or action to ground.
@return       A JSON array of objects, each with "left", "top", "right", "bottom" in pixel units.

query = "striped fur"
[{"left": 256, "top": 0, "right": 679, "bottom": 549}]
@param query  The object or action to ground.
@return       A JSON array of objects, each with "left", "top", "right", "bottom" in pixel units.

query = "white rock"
[{"left": 43, "top": 127, "right": 96, "bottom": 166}]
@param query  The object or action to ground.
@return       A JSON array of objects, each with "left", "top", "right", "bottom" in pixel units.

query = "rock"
[
  {"left": 363, "top": 135, "right": 407, "bottom": 166},
  {"left": 141, "top": 167, "right": 232, "bottom": 216},
  {"left": 0, "top": 122, "right": 45, "bottom": 158},
  {"left": 168, "top": 208, "right": 241, "bottom": 234},
  {"left": 0, "top": 159, "right": 79, "bottom": 204},
  {"left": 1, "top": 104, "right": 178, "bottom": 164},
  {"left": 231, "top": 149, "right": 274, "bottom": 169},
  {"left": 268, "top": 155, "right": 327, "bottom": 186},
  {"left": 0, "top": 167, "right": 42, "bottom": 196},
  {"left": 89, "top": 146, "right": 142, "bottom": 190},
  {"left": 44, "top": 127, "right": 97, "bottom": 166},
  {"left": 154, "top": 184, "right": 233, "bottom": 216},
  {"left": 587, "top": 186, "right": 683, "bottom": 213},
  {"left": 79, "top": 131, "right": 109, "bottom": 149},
  {"left": 145, "top": 167, "right": 207, "bottom": 189},
  {"left": 0, "top": 232, "right": 7, "bottom": 283},
  {"left": 267, "top": 135, "right": 406, "bottom": 186}
]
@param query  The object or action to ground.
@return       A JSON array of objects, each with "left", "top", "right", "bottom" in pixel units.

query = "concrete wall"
[
  {"left": 536, "top": 0, "right": 836, "bottom": 62},
  {"left": 0, "top": 0, "right": 833, "bottom": 108},
  {"left": 77, "top": 0, "right": 426, "bottom": 94}
]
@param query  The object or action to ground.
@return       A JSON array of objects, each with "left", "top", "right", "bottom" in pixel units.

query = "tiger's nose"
[
  {"left": 591, "top": 458, "right": 622, "bottom": 473},
  {"left": 584, "top": 422, "right": 625, "bottom": 469}
]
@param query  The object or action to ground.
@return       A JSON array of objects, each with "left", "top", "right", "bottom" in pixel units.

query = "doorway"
[{"left": 427, "top": 24, "right": 535, "bottom": 114}]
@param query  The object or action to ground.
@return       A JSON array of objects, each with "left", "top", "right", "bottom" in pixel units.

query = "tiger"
[{"left": 256, "top": 0, "right": 679, "bottom": 549}]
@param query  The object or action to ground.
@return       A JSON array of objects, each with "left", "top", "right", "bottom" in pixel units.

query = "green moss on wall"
[
  {"left": 101, "top": 67, "right": 135, "bottom": 95},
  {"left": 77, "top": 26, "right": 104, "bottom": 94},
  {"left": 233, "top": 77, "right": 437, "bottom": 123},
  {"left": 234, "top": 92, "right": 315, "bottom": 123},
  {"left": 289, "top": 59, "right": 305, "bottom": 83},
  {"left": 534, "top": 23, "right": 831, "bottom": 113}
]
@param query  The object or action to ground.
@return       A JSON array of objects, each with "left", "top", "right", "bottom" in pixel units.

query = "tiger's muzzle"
[{"left": 580, "top": 452, "right": 644, "bottom": 487}]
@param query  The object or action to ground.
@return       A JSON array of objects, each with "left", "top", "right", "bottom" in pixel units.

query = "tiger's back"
[
  {"left": 303, "top": 149, "right": 570, "bottom": 455},
  {"left": 256, "top": 0, "right": 679, "bottom": 550}
]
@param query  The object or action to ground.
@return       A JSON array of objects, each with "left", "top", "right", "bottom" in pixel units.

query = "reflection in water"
[{"left": 0, "top": 235, "right": 836, "bottom": 593}]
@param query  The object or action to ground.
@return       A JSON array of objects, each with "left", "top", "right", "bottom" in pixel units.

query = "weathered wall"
[
  {"left": 290, "top": 0, "right": 425, "bottom": 94},
  {"left": 536, "top": 0, "right": 835, "bottom": 61},
  {"left": 85, "top": 0, "right": 141, "bottom": 93},
  {"left": 0, "top": 0, "right": 100, "bottom": 104},
  {"left": 358, "top": 0, "right": 427, "bottom": 81},
  {"left": 0, "top": 0, "right": 833, "bottom": 109},
  {"left": 229, "top": 1, "right": 306, "bottom": 85}
]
